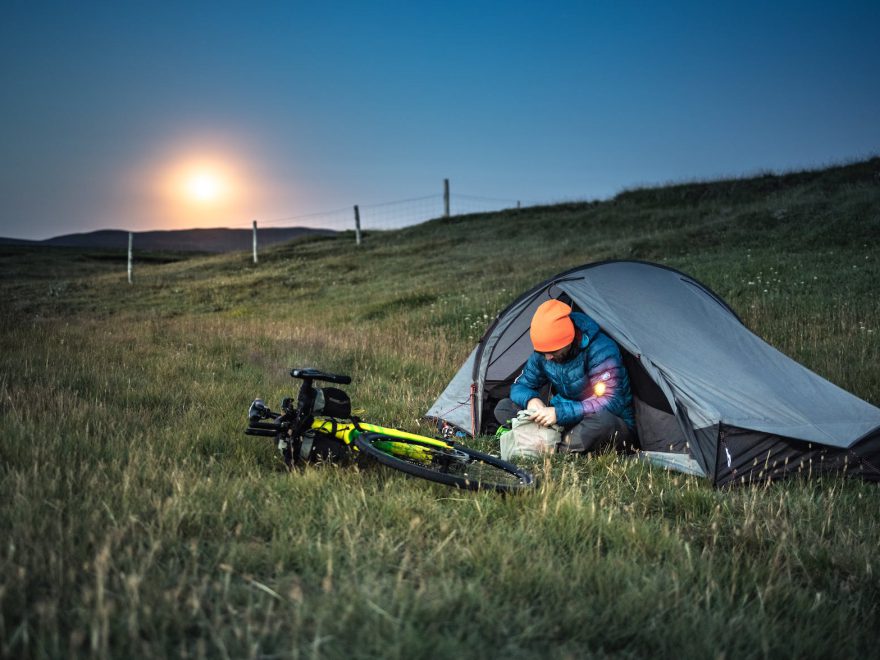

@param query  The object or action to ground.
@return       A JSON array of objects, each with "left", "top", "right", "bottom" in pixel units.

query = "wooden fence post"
[
  {"left": 252, "top": 220, "right": 258, "bottom": 264},
  {"left": 444, "top": 179, "right": 450, "bottom": 217},
  {"left": 354, "top": 205, "right": 362, "bottom": 246},
  {"left": 127, "top": 232, "right": 133, "bottom": 284}
]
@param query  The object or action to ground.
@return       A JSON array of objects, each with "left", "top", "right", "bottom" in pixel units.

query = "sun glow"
[
  {"left": 153, "top": 154, "right": 249, "bottom": 227},
  {"left": 141, "top": 140, "right": 276, "bottom": 230},
  {"left": 185, "top": 171, "right": 224, "bottom": 203},
  {"left": 179, "top": 165, "right": 232, "bottom": 207}
]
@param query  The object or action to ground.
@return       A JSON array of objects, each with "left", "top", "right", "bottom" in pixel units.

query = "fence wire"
[
  {"left": 250, "top": 191, "right": 534, "bottom": 233},
  {"left": 451, "top": 194, "right": 524, "bottom": 216}
]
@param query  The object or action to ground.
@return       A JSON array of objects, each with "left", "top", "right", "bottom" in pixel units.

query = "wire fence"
[
  {"left": 252, "top": 190, "right": 533, "bottom": 233},
  {"left": 123, "top": 183, "right": 544, "bottom": 278},
  {"left": 452, "top": 194, "right": 528, "bottom": 217}
]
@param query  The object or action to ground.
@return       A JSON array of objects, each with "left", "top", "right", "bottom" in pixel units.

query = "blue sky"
[{"left": 1, "top": 0, "right": 878, "bottom": 239}]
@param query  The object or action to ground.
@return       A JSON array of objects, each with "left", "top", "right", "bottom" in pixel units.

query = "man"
[{"left": 495, "top": 299, "right": 635, "bottom": 453}]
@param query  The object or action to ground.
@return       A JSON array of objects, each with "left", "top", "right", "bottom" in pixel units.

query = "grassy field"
[{"left": 1, "top": 159, "right": 879, "bottom": 658}]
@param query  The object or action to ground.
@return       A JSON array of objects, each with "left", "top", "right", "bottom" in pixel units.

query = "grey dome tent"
[{"left": 426, "top": 261, "right": 880, "bottom": 485}]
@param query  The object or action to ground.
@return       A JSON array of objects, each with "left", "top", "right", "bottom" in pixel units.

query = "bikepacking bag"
[
  {"left": 296, "top": 430, "right": 350, "bottom": 463},
  {"left": 314, "top": 387, "right": 352, "bottom": 418},
  {"left": 283, "top": 387, "right": 354, "bottom": 465},
  {"left": 499, "top": 410, "right": 562, "bottom": 461}
]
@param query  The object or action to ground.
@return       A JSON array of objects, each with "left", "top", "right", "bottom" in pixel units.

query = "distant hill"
[{"left": 0, "top": 226, "right": 336, "bottom": 253}]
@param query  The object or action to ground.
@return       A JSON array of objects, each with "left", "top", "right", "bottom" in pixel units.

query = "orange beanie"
[{"left": 530, "top": 300, "right": 575, "bottom": 352}]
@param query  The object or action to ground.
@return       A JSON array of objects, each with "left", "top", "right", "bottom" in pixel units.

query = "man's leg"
[
  {"left": 559, "top": 410, "right": 632, "bottom": 454},
  {"left": 494, "top": 398, "right": 522, "bottom": 427}
]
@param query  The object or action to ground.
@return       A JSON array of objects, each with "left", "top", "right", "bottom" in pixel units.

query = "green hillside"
[{"left": 1, "top": 158, "right": 879, "bottom": 658}]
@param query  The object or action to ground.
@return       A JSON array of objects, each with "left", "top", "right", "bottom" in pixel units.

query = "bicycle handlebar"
[
  {"left": 247, "top": 368, "right": 353, "bottom": 468},
  {"left": 290, "top": 368, "right": 351, "bottom": 385}
]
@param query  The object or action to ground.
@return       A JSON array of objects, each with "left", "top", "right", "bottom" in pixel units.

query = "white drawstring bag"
[{"left": 499, "top": 410, "right": 562, "bottom": 461}]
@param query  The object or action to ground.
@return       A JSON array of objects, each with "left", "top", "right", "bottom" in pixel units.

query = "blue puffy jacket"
[{"left": 510, "top": 312, "right": 635, "bottom": 428}]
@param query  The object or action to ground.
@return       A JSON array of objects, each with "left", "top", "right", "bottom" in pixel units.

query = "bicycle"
[{"left": 245, "top": 368, "right": 536, "bottom": 493}]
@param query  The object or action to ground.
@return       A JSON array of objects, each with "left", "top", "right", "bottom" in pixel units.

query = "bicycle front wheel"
[{"left": 354, "top": 432, "right": 535, "bottom": 493}]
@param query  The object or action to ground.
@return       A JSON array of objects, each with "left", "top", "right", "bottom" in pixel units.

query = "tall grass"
[{"left": 1, "top": 159, "right": 879, "bottom": 658}]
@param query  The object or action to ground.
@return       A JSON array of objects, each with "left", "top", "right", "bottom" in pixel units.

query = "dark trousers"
[{"left": 494, "top": 398, "right": 633, "bottom": 454}]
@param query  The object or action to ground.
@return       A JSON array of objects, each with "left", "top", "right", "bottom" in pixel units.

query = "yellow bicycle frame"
[{"left": 309, "top": 418, "right": 452, "bottom": 463}]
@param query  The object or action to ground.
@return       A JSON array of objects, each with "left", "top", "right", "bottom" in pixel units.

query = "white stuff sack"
[{"left": 499, "top": 410, "right": 561, "bottom": 461}]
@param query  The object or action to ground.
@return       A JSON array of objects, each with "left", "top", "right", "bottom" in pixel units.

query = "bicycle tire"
[{"left": 354, "top": 431, "right": 536, "bottom": 493}]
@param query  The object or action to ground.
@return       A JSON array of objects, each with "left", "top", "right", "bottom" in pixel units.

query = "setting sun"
[
  {"left": 184, "top": 170, "right": 225, "bottom": 204},
  {"left": 141, "top": 140, "right": 274, "bottom": 230},
  {"left": 150, "top": 151, "right": 253, "bottom": 228}
]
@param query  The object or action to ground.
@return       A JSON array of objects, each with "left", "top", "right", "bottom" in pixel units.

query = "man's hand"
[
  {"left": 531, "top": 406, "right": 557, "bottom": 427},
  {"left": 527, "top": 397, "right": 546, "bottom": 411}
]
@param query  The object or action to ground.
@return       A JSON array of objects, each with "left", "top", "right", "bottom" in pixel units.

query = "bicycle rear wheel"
[{"left": 354, "top": 432, "right": 535, "bottom": 493}]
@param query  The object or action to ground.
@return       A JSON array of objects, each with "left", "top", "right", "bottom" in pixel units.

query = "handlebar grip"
[{"left": 290, "top": 368, "right": 351, "bottom": 385}]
